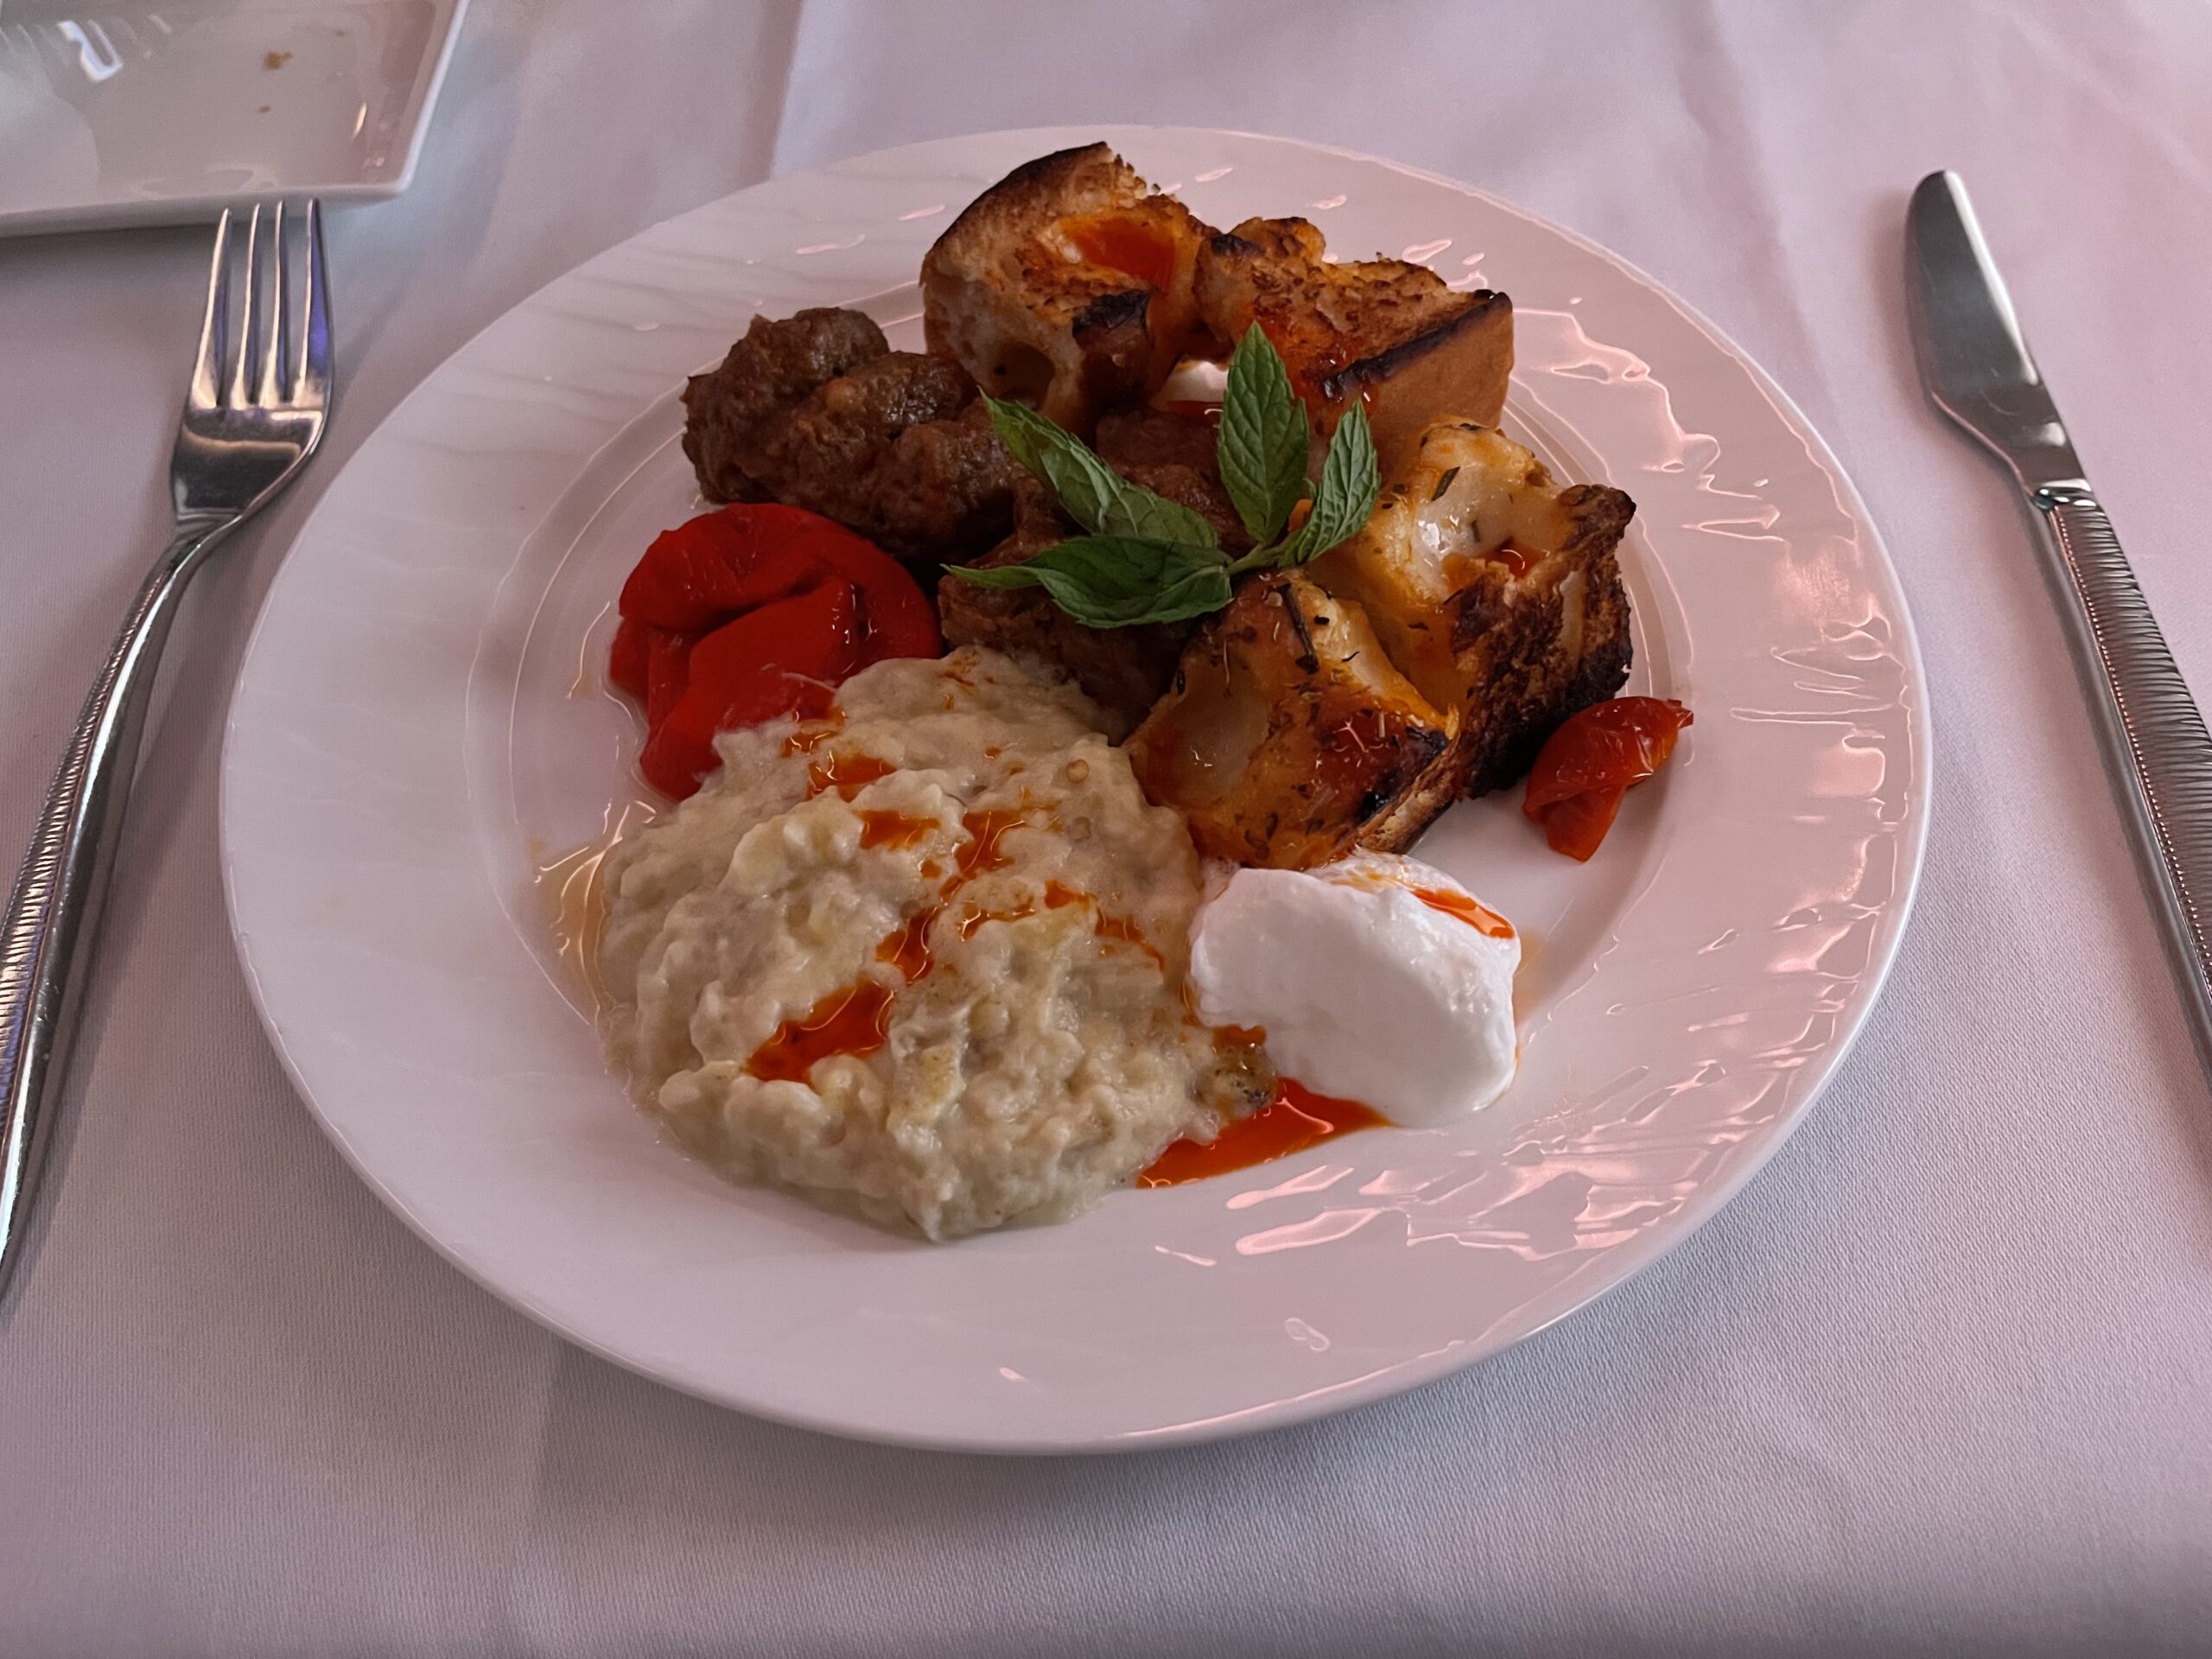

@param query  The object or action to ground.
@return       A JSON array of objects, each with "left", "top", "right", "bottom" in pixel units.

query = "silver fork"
[{"left": 0, "top": 201, "right": 332, "bottom": 1298}]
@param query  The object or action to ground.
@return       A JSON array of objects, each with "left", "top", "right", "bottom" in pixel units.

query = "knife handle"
[{"left": 2032, "top": 482, "right": 2212, "bottom": 1066}]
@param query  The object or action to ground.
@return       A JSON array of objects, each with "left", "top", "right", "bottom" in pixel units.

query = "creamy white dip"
[
  {"left": 598, "top": 647, "right": 1265, "bottom": 1239},
  {"left": 1189, "top": 851, "right": 1520, "bottom": 1126}
]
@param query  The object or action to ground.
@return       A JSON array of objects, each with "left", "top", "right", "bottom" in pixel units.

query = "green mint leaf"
[
  {"left": 942, "top": 560, "right": 1048, "bottom": 591},
  {"left": 980, "top": 393, "right": 1052, "bottom": 476},
  {"left": 1034, "top": 439, "right": 1131, "bottom": 537},
  {"left": 1149, "top": 557, "right": 1237, "bottom": 621},
  {"left": 1026, "top": 537, "right": 1233, "bottom": 627},
  {"left": 1274, "top": 401, "right": 1379, "bottom": 566},
  {"left": 982, "top": 396, "right": 1122, "bottom": 531},
  {"left": 1216, "top": 325, "right": 1310, "bottom": 545},
  {"left": 983, "top": 392, "right": 1217, "bottom": 551},
  {"left": 1097, "top": 487, "right": 1219, "bottom": 549},
  {"left": 946, "top": 537, "right": 1230, "bottom": 628}
]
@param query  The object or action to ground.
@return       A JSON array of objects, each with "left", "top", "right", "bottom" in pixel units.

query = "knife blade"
[{"left": 1907, "top": 169, "right": 2212, "bottom": 1080}]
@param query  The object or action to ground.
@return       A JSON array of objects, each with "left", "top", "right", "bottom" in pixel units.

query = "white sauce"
[{"left": 1188, "top": 852, "right": 1520, "bottom": 1127}]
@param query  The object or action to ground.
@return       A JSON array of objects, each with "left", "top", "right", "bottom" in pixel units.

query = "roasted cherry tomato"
[
  {"left": 1522, "top": 696, "right": 1694, "bottom": 861},
  {"left": 612, "top": 505, "right": 941, "bottom": 800}
]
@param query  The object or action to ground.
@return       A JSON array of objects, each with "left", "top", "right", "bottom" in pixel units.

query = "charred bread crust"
[
  {"left": 1453, "top": 537, "right": 1633, "bottom": 798},
  {"left": 1192, "top": 218, "right": 1513, "bottom": 476},
  {"left": 1308, "top": 424, "right": 1637, "bottom": 845},
  {"left": 1071, "top": 283, "right": 1152, "bottom": 336},
  {"left": 1128, "top": 574, "right": 1452, "bottom": 869},
  {"left": 921, "top": 144, "right": 1211, "bottom": 435},
  {"left": 1313, "top": 291, "right": 1511, "bottom": 404},
  {"left": 1071, "top": 289, "right": 1155, "bottom": 420},
  {"left": 931, "top": 143, "right": 1113, "bottom": 248},
  {"left": 1322, "top": 290, "right": 1512, "bottom": 474}
]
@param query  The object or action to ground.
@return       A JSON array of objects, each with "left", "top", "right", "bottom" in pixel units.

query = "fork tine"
[
  {"left": 254, "top": 201, "right": 289, "bottom": 407},
  {"left": 188, "top": 207, "right": 232, "bottom": 410},
  {"left": 226, "top": 203, "right": 264, "bottom": 410},
  {"left": 296, "top": 198, "right": 332, "bottom": 408}
]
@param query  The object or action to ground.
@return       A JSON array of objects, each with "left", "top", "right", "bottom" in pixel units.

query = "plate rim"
[{"left": 219, "top": 124, "right": 1931, "bottom": 1452}]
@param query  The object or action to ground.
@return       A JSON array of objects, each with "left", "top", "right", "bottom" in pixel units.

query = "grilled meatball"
[
  {"left": 683, "top": 308, "right": 887, "bottom": 499},
  {"left": 681, "top": 308, "right": 1020, "bottom": 564}
]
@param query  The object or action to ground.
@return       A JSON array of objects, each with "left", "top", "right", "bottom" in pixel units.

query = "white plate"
[
  {"left": 221, "top": 127, "right": 1928, "bottom": 1452},
  {"left": 0, "top": 0, "right": 467, "bottom": 237}
]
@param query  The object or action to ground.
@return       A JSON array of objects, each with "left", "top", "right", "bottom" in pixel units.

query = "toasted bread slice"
[
  {"left": 1194, "top": 218, "right": 1512, "bottom": 478},
  {"left": 1130, "top": 423, "right": 1632, "bottom": 869},
  {"left": 1313, "top": 420, "right": 1633, "bottom": 804},
  {"left": 921, "top": 144, "right": 1213, "bottom": 437},
  {"left": 1127, "top": 573, "right": 1450, "bottom": 869}
]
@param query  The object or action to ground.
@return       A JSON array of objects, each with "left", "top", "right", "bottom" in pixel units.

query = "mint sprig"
[
  {"left": 1217, "top": 324, "right": 1310, "bottom": 544},
  {"left": 948, "top": 535, "right": 1232, "bottom": 627},
  {"left": 1272, "top": 394, "right": 1377, "bottom": 567},
  {"left": 945, "top": 327, "right": 1379, "bottom": 630},
  {"left": 984, "top": 398, "right": 1220, "bottom": 550}
]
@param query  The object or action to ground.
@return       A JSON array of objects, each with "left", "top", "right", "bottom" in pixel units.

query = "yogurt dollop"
[{"left": 1188, "top": 852, "right": 1520, "bottom": 1128}]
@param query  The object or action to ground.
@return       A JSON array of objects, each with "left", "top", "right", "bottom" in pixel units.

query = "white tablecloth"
[{"left": 4, "top": 2, "right": 2210, "bottom": 1652}]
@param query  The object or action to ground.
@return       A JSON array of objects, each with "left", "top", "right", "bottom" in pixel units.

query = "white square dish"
[{"left": 0, "top": 0, "right": 467, "bottom": 236}]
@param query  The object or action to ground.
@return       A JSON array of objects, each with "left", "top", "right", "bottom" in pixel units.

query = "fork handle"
[
  {"left": 0, "top": 522, "right": 229, "bottom": 1299},
  {"left": 2031, "top": 482, "right": 2212, "bottom": 1077}
]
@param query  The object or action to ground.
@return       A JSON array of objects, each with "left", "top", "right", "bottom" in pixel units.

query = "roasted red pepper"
[
  {"left": 607, "top": 613, "right": 653, "bottom": 702},
  {"left": 1522, "top": 696, "right": 1694, "bottom": 861},
  {"left": 611, "top": 505, "right": 941, "bottom": 799},
  {"left": 620, "top": 509, "right": 824, "bottom": 631}
]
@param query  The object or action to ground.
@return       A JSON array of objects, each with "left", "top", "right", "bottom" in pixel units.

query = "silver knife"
[{"left": 1908, "top": 169, "right": 2212, "bottom": 1077}]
